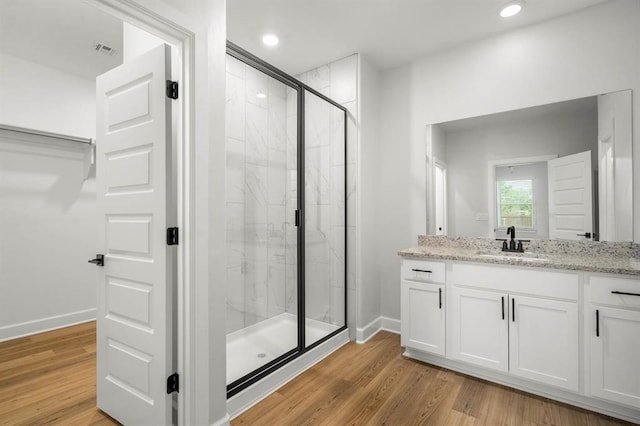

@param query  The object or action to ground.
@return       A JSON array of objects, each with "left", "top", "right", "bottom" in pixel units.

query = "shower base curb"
[{"left": 227, "top": 329, "right": 349, "bottom": 419}]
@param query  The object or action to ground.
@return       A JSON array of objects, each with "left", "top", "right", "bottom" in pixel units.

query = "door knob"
[
  {"left": 88, "top": 254, "right": 104, "bottom": 267},
  {"left": 576, "top": 232, "right": 592, "bottom": 238}
]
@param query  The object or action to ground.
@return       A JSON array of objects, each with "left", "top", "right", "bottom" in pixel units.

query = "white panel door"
[
  {"left": 401, "top": 280, "right": 445, "bottom": 356},
  {"left": 548, "top": 151, "right": 593, "bottom": 240},
  {"left": 450, "top": 287, "right": 508, "bottom": 372},
  {"left": 509, "top": 295, "right": 579, "bottom": 391},
  {"left": 590, "top": 306, "right": 640, "bottom": 408},
  {"left": 95, "top": 44, "right": 174, "bottom": 425}
]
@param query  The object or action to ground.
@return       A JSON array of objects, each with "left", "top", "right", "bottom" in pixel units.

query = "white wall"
[
  {"left": 0, "top": 53, "right": 96, "bottom": 137},
  {"left": 444, "top": 106, "right": 597, "bottom": 238},
  {"left": 378, "top": 65, "right": 413, "bottom": 322},
  {"left": 123, "top": 22, "right": 164, "bottom": 62},
  {"left": 0, "top": 53, "right": 97, "bottom": 341},
  {"left": 358, "top": 55, "right": 381, "bottom": 332},
  {"left": 377, "top": 0, "right": 640, "bottom": 321}
]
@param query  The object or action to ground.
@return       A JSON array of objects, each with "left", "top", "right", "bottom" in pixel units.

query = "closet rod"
[{"left": 0, "top": 124, "right": 92, "bottom": 145}]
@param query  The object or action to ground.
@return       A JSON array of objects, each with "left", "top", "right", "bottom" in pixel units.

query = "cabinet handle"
[
  {"left": 412, "top": 268, "right": 432, "bottom": 273},
  {"left": 439, "top": 288, "right": 442, "bottom": 309},
  {"left": 512, "top": 298, "right": 515, "bottom": 322},
  {"left": 611, "top": 290, "right": 640, "bottom": 297},
  {"left": 501, "top": 296, "right": 505, "bottom": 320},
  {"left": 596, "top": 309, "right": 600, "bottom": 337}
]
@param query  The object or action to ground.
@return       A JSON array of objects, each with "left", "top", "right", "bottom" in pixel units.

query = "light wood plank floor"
[
  {"left": 0, "top": 321, "right": 118, "bottom": 425},
  {"left": 234, "top": 331, "right": 636, "bottom": 426},
  {"left": 1, "top": 324, "right": 635, "bottom": 425}
]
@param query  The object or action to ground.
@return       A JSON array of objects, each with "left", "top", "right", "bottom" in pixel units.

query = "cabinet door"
[
  {"left": 509, "top": 296, "right": 579, "bottom": 391},
  {"left": 450, "top": 287, "right": 508, "bottom": 372},
  {"left": 589, "top": 306, "right": 640, "bottom": 408},
  {"left": 401, "top": 280, "right": 445, "bottom": 356}
]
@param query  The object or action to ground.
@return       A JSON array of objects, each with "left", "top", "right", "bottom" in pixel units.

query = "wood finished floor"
[
  {"left": 0, "top": 324, "right": 635, "bottom": 425},
  {"left": 0, "top": 321, "right": 118, "bottom": 425},
  {"left": 234, "top": 331, "right": 635, "bottom": 426}
]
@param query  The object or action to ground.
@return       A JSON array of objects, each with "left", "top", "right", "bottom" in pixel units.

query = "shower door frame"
[{"left": 226, "top": 41, "right": 348, "bottom": 398}]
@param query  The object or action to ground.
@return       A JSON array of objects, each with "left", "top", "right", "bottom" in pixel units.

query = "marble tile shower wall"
[{"left": 225, "top": 56, "right": 294, "bottom": 334}]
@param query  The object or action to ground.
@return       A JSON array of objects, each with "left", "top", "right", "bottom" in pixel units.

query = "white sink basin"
[{"left": 478, "top": 253, "right": 550, "bottom": 263}]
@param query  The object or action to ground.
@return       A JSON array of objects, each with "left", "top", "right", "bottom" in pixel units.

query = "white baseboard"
[
  {"left": 228, "top": 329, "right": 349, "bottom": 419},
  {"left": 211, "top": 413, "right": 230, "bottom": 426},
  {"left": 356, "top": 317, "right": 381, "bottom": 343},
  {"left": 0, "top": 308, "right": 96, "bottom": 342},
  {"left": 380, "top": 316, "right": 401, "bottom": 334},
  {"left": 356, "top": 316, "right": 400, "bottom": 344}
]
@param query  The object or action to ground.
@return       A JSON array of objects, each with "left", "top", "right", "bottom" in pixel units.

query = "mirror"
[{"left": 426, "top": 90, "right": 633, "bottom": 242}]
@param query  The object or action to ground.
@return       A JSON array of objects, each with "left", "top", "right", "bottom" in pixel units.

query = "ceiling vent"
[{"left": 93, "top": 42, "right": 117, "bottom": 56}]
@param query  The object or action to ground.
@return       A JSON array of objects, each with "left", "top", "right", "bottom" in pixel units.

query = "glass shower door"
[
  {"left": 225, "top": 55, "right": 299, "bottom": 386},
  {"left": 304, "top": 90, "right": 347, "bottom": 346}
]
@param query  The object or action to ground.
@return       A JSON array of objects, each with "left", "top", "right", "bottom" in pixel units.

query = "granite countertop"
[{"left": 398, "top": 238, "right": 640, "bottom": 276}]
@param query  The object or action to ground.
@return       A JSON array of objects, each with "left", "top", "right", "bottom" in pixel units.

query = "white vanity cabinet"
[
  {"left": 450, "top": 286, "right": 509, "bottom": 371},
  {"left": 586, "top": 275, "right": 640, "bottom": 409},
  {"left": 508, "top": 295, "right": 579, "bottom": 390},
  {"left": 449, "top": 263, "right": 580, "bottom": 391},
  {"left": 400, "top": 253, "right": 640, "bottom": 423},
  {"left": 400, "top": 259, "right": 446, "bottom": 356}
]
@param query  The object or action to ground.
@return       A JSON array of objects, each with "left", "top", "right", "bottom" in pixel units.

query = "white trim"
[
  {"left": 356, "top": 316, "right": 401, "bottom": 344},
  {"left": 0, "top": 309, "right": 96, "bottom": 342},
  {"left": 487, "top": 155, "right": 557, "bottom": 238},
  {"left": 89, "top": 2, "right": 194, "bottom": 424},
  {"left": 425, "top": 124, "right": 434, "bottom": 234},
  {"left": 356, "top": 317, "right": 381, "bottom": 343},
  {"left": 227, "top": 330, "right": 350, "bottom": 419},
  {"left": 433, "top": 158, "right": 448, "bottom": 235},
  {"left": 210, "top": 413, "right": 230, "bottom": 426},
  {"left": 380, "top": 316, "right": 401, "bottom": 334},
  {"left": 404, "top": 348, "right": 640, "bottom": 424}
]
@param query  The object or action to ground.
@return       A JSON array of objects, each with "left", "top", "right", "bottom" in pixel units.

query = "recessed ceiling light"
[
  {"left": 262, "top": 33, "right": 279, "bottom": 47},
  {"left": 256, "top": 92, "right": 267, "bottom": 99},
  {"left": 500, "top": 0, "right": 524, "bottom": 18}
]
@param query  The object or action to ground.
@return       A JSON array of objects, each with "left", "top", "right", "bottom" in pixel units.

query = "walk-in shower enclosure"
[{"left": 225, "top": 43, "right": 347, "bottom": 397}]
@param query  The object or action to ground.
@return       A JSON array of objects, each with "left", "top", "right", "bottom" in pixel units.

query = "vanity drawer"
[
  {"left": 588, "top": 275, "right": 640, "bottom": 309},
  {"left": 402, "top": 259, "right": 446, "bottom": 284}
]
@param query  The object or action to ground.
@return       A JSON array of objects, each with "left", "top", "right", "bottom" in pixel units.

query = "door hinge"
[
  {"left": 167, "top": 227, "right": 179, "bottom": 245},
  {"left": 294, "top": 210, "right": 300, "bottom": 227},
  {"left": 167, "top": 373, "right": 179, "bottom": 394},
  {"left": 166, "top": 80, "right": 179, "bottom": 99}
]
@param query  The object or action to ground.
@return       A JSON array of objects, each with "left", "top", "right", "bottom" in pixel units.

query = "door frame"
[
  {"left": 433, "top": 158, "right": 447, "bottom": 235},
  {"left": 88, "top": 1, "right": 194, "bottom": 424}
]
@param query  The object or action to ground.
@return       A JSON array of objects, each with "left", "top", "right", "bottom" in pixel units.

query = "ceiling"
[
  {"left": 0, "top": 0, "right": 122, "bottom": 80},
  {"left": 0, "top": 0, "right": 609, "bottom": 80},
  {"left": 227, "top": 0, "right": 609, "bottom": 75}
]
